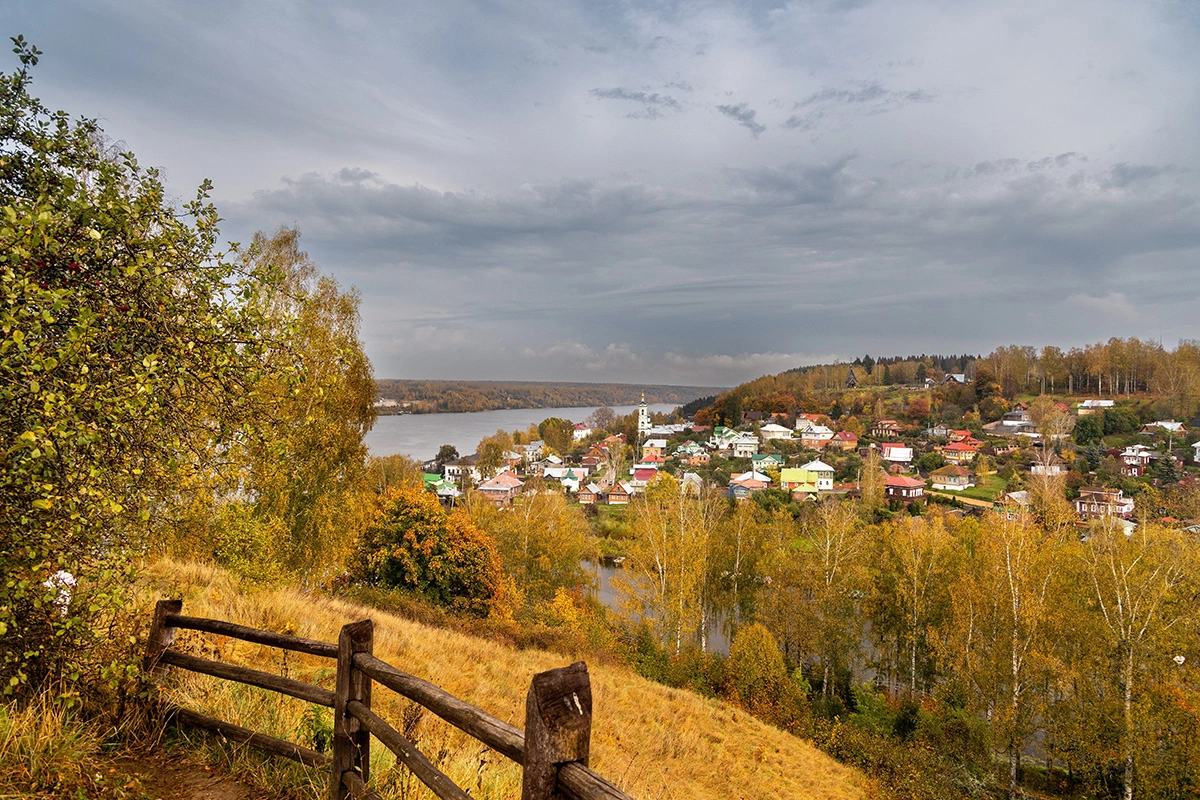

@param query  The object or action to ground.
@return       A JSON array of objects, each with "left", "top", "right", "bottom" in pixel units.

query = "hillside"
[
  {"left": 141, "top": 559, "right": 866, "bottom": 800},
  {"left": 374, "top": 380, "right": 725, "bottom": 414}
]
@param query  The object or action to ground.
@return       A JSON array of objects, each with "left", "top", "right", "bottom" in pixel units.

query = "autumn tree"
[
  {"left": 1074, "top": 522, "right": 1195, "bottom": 800},
  {"left": 356, "top": 484, "right": 502, "bottom": 616},
  {"left": 464, "top": 486, "right": 593, "bottom": 610},
  {"left": 868, "top": 514, "right": 952, "bottom": 694},
  {"left": 939, "top": 515, "right": 1066, "bottom": 800},
  {"left": 620, "top": 474, "right": 726, "bottom": 652},
  {"left": 724, "top": 622, "right": 787, "bottom": 712},
  {"left": 221, "top": 228, "right": 376, "bottom": 583},
  {"left": 586, "top": 405, "right": 617, "bottom": 432}
]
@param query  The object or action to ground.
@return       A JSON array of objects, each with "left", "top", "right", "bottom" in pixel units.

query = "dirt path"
[{"left": 106, "top": 754, "right": 269, "bottom": 800}]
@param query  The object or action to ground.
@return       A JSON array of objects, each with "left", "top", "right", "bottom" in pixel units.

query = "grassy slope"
[{"left": 142, "top": 559, "right": 866, "bottom": 800}]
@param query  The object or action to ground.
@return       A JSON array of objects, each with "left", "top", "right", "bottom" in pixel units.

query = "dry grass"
[{"left": 140, "top": 558, "right": 868, "bottom": 800}]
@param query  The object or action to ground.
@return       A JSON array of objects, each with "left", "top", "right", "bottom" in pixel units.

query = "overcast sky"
[{"left": 10, "top": 1, "right": 1200, "bottom": 386}]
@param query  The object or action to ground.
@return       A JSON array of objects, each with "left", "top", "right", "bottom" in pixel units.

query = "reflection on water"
[{"left": 584, "top": 559, "right": 731, "bottom": 656}]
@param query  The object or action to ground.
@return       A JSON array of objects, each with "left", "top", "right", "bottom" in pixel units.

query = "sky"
[{"left": 9, "top": 0, "right": 1200, "bottom": 387}]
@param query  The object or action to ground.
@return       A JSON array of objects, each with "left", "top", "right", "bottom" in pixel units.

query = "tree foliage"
[
  {"left": 0, "top": 39, "right": 280, "bottom": 692},
  {"left": 355, "top": 484, "right": 502, "bottom": 617}
]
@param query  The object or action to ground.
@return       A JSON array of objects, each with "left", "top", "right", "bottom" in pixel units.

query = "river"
[{"left": 365, "top": 403, "right": 677, "bottom": 461}]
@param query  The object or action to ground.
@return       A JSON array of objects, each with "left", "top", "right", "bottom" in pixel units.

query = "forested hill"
[{"left": 374, "top": 379, "right": 727, "bottom": 413}]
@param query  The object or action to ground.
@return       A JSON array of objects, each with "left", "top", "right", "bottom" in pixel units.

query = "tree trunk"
[{"left": 1124, "top": 652, "right": 1134, "bottom": 800}]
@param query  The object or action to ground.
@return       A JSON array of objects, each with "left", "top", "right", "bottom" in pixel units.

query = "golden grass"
[{"left": 140, "top": 558, "right": 868, "bottom": 800}]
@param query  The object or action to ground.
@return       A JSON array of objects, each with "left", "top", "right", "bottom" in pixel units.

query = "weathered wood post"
[
  {"left": 521, "top": 661, "right": 593, "bottom": 800},
  {"left": 332, "top": 619, "right": 374, "bottom": 800},
  {"left": 143, "top": 599, "right": 183, "bottom": 679}
]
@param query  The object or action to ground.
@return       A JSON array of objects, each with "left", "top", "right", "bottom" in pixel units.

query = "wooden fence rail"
[{"left": 144, "top": 599, "right": 635, "bottom": 800}]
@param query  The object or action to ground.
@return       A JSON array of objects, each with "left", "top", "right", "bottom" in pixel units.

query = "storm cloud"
[{"left": 10, "top": 0, "right": 1200, "bottom": 384}]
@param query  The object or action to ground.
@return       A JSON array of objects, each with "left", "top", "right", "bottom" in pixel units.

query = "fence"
[{"left": 144, "top": 599, "right": 634, "bottom": 800}]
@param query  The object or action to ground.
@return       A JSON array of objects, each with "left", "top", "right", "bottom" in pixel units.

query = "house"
[
  {"left": 879, "top": 442, "right": 914, "bottom": 465},
  {"left": 926, "top": 424, "right": 952, "bottom": 438},
  {"left": 577, "top": 483, "right": 601, "bottom": 505},
  {"left": 871, "top": 419, "right": 902, "bottom": 438},
  {"left": 930, "top": 465, "right": 974, "bottom": 491},
  {"left": 521, "top": 441, "right": 545, "bottom": 462},
  {"left": 545, "top": 465, "right": 589, "bottom": 482},
  {"left": 798, "top": 460, "right": 835, "bottom": 491},
  {"left": 942, "top": 442, "right": 979, "bottom": 464},
  {"left": 530, "top": 454, "right": 564, "bottom": 476},
  {"left": 681, "top": 472, "right": 704, "bottom": 496},
  {"left": 477, "top": 471, "right": 524, "bottom": 505},
  {"left": 1030, "top": 457, "right": 1066, "bottom": 477},
  {"left": 1142, "top": 421, "right": 1187, "bottom": 436},
  {"left": 444, "top": 454, "right": 508, "bottom": 484},
  {"left": 730, "top": 433, "right": 760, "bottom": 458},
  {"left": 799, "top": 425, "right": 835, "bottom": 449},
  {"left": 555, "top": 469, "right": 584, "bottom": 493},
  {"left": 1076, "top": 487, "right": 1135, "bottom": 520},
  {"left": 686, "top": 451, "right": 711, "bottom": 467},
  {"left": 1120, "top": 445, "right": 1156, "bottom": 477},
  {"left": 581, "top": 446, "right": 606, "bottom": 468},
  {"left": 642, "top": 438, "right": 668, "bottom": 459},
  {"left": 603, "top": 481, "right": 633, "bottom": 505},
  {"left": 793, "top": 414, "right": 826, "bottom": 432},
  {"left": 1193, "top": 441, "right": 1200, "bottom": 463},
  {"left": 1077, "top": 399, "right": 1114, "bottom": 415},
  {"left": 943, "top": 373, "right": 968, "bottom": 385},
  {"left": 829, "top": 431, "right": 859, "bottom": 451},
  {"left": 781, "top": 467, "right": 820, "bottom": 492},
  {"left": 751, "top": 453, "right": 786, "bottom": 470},
  {"left": 845, "top": 367, "right": 859, "bottom": 388},
  {"left": 885, "top": 475, "right": 925, "bottom": 501},
  {"left": 996, "top": 491, "right": 1030, "bottom": 517},
  {"left": 729, "top": 471, "right": 772, "bottom": 498},
  {"left": 759, "top": 423, "right": 794, "bottom": 442},
  {"left": 948, "top": 429, "right": 975, "bottom": 443},
  {"left": 629, "top": 467, "right": 660, "bottom": 492},
  {"left": 572, "top": 422, "right": 593, "bottom": 441}
]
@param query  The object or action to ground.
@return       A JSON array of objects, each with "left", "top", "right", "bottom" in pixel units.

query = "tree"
[
  {"left": 939, "top": 515, "right": 1066, "bottom": 800},
  {"left": 586, "top": 405, "right": 617, "bottom": 432},
  {"left": 538, "top": 417, "right": 573, "bottom": 454},
  {"left": 1075, "top": 523, "right": 1194, "bottom": 800},
  {"left": 0, "top": 40, "right": 282, "bottom": 692},
  {"left": 724, "top": 622, "right": 787, "bottom": 711},
  {"left": 223, "top": 228, "right": 376, "bottom": 583},
  {"left": 356, "top": 484, "right": 502, "bottom": 616},
  {"left": 1074, "top": 415, "right": 1104, "bottom": 445},
  {"left": 464, "top": 486, "right": 593, "bottom": 609},
  {"left": 476, "top": 429, "right": 513, "bottom": 479},
  {"left": 431, "top": 444, "right": 459, "bottom": 472},
  {"left": 620, "top": 474, "right": 725, "bottom": 652},
  {"left": 868, "top": 515, "right": 952, "bottom": 694}
]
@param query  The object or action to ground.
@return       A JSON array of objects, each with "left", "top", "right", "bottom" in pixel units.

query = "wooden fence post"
[
  {"left": 521, "top": 661, "right": 592, "bottom": 800},
  {"left": 332, "top": 619, "right": 374, "bottom": 800},
  {"left": 143, "top": 599, "right": 183, "bottom": 679}
]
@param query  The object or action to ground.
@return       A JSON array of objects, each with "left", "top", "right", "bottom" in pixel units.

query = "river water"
[{"left": 365, "top": 403, "right": 677, "bottom": 461}]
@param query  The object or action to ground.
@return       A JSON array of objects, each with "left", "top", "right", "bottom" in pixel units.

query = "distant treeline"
[{"left": 375, "top": 380, "right": 727, "bottom": 414}]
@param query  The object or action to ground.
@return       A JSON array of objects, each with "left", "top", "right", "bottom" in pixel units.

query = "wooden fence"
[{"left": 144, "top": 599, "right": 634, "bottom": 800}]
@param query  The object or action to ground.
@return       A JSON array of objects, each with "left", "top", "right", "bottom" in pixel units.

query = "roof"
[
  {"left": 480, "top": 471, "right": 523, "bottom": 489},
  {"left": 832, "top": 431, "right": 858, "bottom": 441},
  {"left": 886, "top": 475, "right": 926, "bottom": 488},
  {"left": 760, "top": 423, "right": 792, "bottom": 433},
  {"left": 880, "top": 442, "right": 910, "bottom": 451},
  {"left": 644, "top": 439, "right": 668, "bottom": 448},
  {"left": 731, "top": 470, "right": 772, "bottom": 484},
  {"left": 931, "top": 465, "right": 971, "bottom": 477},
  {"left": 632, "top": 468, "right": 658, "bottom": 481},
  {"left": 799, "top": 460, "right": 834, "bottom": 472},
  {"left": 944, "top": 442, "right": 978, "bottom": 452}
]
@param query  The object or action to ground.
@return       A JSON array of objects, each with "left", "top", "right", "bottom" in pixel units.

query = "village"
[{"left": 420, "top": 372, "right": 1200, "bottom": 530}]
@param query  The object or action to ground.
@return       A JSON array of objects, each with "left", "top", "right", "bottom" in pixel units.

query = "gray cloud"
[
  {"left": 13, "top": 0, "right": 1200, "bottom": 384},
  {"left": 785, "top": 81, "right": 935, "bottom": 131},
  {"left": 716, "top": 102, "right": 766, "bottom": 137}
]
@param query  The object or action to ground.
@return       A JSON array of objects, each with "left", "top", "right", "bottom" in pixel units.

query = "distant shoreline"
[{"left": 373, "top": 379, "right": 723, "bottom": 416}]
